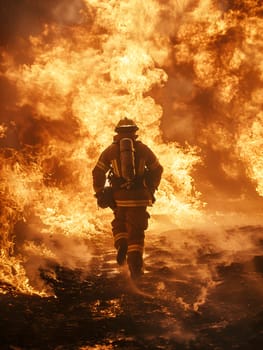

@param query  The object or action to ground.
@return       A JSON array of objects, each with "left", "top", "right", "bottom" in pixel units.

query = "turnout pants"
[{"left": 111, "top": 206, "right": 149, "bottom": 277}]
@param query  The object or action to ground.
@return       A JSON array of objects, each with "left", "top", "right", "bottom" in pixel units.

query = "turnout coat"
[{"left": 92, "top": 134, "right": 163, "bottom": 207}]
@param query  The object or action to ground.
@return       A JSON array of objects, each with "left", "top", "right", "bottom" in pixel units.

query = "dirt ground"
[{"left": 1, "top": 225, "right": 263, "bottom": 350}]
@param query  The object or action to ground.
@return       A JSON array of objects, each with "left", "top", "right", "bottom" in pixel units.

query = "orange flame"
[{"left": 0, "top": 0, "right": 263, "bottom": 295}]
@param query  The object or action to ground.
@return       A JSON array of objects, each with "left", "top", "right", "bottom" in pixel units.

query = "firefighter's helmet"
[{"left": 115, "top": 117, "right": 139, "bottom": 133}]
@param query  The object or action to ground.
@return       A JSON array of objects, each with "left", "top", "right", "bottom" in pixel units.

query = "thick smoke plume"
[{"left": 0, "top": 0, "right": 84, "bottom": 45}]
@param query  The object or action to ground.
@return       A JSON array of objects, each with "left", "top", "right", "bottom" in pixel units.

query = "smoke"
[
  {"left": 12, "top": 216, "right": 93, "bottom": 293},
  {"left": 0, "top": 0, "right": 85, "bottom": 46},
  {"left": 144, "top": 214, "right": 263, "bottom": 342}
]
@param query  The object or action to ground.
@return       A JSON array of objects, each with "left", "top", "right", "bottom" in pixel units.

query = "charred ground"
[{"left": 1, "top": 226, "right": 263, "bottom": 350}]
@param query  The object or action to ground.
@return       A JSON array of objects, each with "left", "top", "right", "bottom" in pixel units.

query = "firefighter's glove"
[{"left": 95, "top": 187, "right": 116, "bottom": 209}]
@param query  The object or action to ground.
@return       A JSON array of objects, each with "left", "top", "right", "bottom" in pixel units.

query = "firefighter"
[{"left": 92, "top": 118, "right": 163, "bottom": 279}]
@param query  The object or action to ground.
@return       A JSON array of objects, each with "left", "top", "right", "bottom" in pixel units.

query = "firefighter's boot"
[{"left": 127, "top": 251, "right": 144, "bottom": 280}]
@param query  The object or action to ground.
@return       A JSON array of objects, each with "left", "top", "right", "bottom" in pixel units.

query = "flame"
[
  {"left": 0, "top": 0, "right": 263, "bottom": 296},
  {"left": 237, "top": 113, "right": 263, "bottom": 195}
]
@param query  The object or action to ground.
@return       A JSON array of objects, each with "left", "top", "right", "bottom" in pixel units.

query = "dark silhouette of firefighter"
[{"left": 92, "top": 118, "right": 163, "bottom": 279}]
